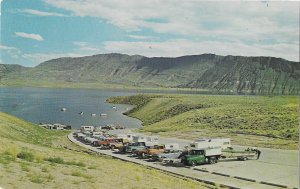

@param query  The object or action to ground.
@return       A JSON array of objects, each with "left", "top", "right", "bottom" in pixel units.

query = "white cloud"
[
  {"left": 128, "top": 35, "right": 156, "bottom": 40},
  {"left": 73, "top": 41, "right": 100, "bottom": 52},
  {"left": 0, "top": 0, "right": 2, "bottom": 15},
  {"left": 103, "top": 39, "right": 299, "bottom": 62},
  {"left": 15, "top": 32, "right": 44, "bottom": 41},
  {"left": 43, "top": 0, "right": 299, "bottom": 60},
  {"left": 0, "top": 45, "right": 18, "bottom": 51},
  {"left": 44, "top": 1, "right": 298, "bottom": 39},
  {"left": 0, "top": 45, "right": 22, "bottom": 59},
  {"left": 20, "top": 9, "right": 66, "bottom": 17}
]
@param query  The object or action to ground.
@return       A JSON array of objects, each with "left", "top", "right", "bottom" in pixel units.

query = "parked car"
[
  {"left": 121, "top": 142, "right": 147, "bottom": 153},
  {"left": 109, "top": 138, "right": 130, "bottom": 149},
  {"left": 150, "top": 149, "right": 183, "bottom": 162},
  {"left": 95, "top": 138, "right": 116, "bottom": 148}
]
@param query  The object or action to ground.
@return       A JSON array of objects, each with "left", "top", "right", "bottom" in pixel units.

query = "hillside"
[
  {"left": 1, "top": 53, "right": 299, "bottom": 95},
  {"left": 108, "top": 94, "right": 299, "bottom": 150},
  {"left": 0, "top": 64, "right": 27, "bottom": 78},
  {"left": 0, "top": 112, "right": 208, "bottom": 189}
]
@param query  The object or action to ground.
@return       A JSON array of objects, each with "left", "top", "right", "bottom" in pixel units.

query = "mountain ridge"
[{"left": 1, "top": 53, "right": 299, "bottom": 95}]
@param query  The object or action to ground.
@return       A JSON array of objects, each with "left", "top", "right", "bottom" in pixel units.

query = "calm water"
[{"left": 0, "top": 87, "right": 143, "bottom": 129}]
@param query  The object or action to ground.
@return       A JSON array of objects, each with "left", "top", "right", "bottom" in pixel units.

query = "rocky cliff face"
[{"left": 1, "top": 53, "right": 299, "bottom": 95}]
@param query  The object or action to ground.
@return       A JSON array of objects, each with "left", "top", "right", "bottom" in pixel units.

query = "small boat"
[
  {"left": 112, "top": 106, "right": 117, "bottom": 109},
  {"left": 100, "top": 113, "right": 107, "bottom": 116},
  {"left": 61, "top": 108, "right": 67, "bottom": 112},
  {"left": 91, "top": 113, "right": 96, "bottom": 116},
  {"left": 79, "top": 112, "right": 84, "bottom": 115}
]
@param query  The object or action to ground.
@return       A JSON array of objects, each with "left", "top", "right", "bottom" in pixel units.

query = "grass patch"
[
  {"left": 44, "top": 157, "right": 65, "bottom": 164},
  {"left": 44, "top": 156, "right": 86, "bottom": 167},
  {"left": 28, "top": 174, "right": 44, "bottom": 184},
  {"left": 17, "top": 151, "right": 35, "bottom": 162},
  {"left": 41, "top": 166, "right": 49, "bottom": 173},
  {"left": 27, "top": 171, "right": 54, "bottom": 184},
  {"left": 71, "top": 170, "right": 92, "bottom": 179},
  {"left": 20, "top": 163, "right": 30, "bottom": 172},
  {"left": 0, "top": 153, "right": 15, "bottom": 165}
]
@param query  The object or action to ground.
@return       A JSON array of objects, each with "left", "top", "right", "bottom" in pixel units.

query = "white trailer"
[
  {"left": 194, "top": 138, "right": 231, "bottom": 149},
  {"left": 164, "top": 143, "right": 180, "bottom": 150},
  {"left": 132, "top": 135, "right": 159, "bottom": 143},
  {"left": 189, "top": 141, "right": 222, "bottom": 150},
  {"left": 204, "top": 147, "right": 222, "bottom": 156},
  {"left": 132, "top": 135, "right": 159, "bottom": 146},
  {"left": 115, "top": 133, "right": 136, "bottom": 141},
  {"left": 81, "top": 126, "right": 94, "bottom": 132}
]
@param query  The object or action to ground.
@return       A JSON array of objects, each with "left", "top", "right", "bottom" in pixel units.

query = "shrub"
[
  {"left": 66, "top": 161, "right": 86, "bottom": 167},
  {"left": 44, "top": 157, "right": 65, "bottom": 164},
  {"left": 35, "top": 154, "right": 44, "bottom": 163},
  {"left": 29, "top": 174, "right": 44, "bottom": 184},
  {"left": 44, "top": 157, "right": 86, "bottom": 167},
  {"left": 17, "top": 151, "right": 35, "bottom": 162}
]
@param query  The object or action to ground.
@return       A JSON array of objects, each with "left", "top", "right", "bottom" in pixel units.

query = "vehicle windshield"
[
  {"left": 190, "top": 150, "right": 204, "bottom": 155},
  {"left": 129, "top": 143, "right": 139, "bottom": 146}
]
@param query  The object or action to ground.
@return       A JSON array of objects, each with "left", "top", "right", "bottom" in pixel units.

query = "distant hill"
[
  {"left": 0, "top": 64, "right": 27, "bottom": 77},
  {"left": 1, "top": 53, "right": 299, "bottom": 95}
]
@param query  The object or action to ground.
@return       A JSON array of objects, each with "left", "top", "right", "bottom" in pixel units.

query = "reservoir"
[{"left": 0, "top": 87, "right": 143, "bottom": 129}]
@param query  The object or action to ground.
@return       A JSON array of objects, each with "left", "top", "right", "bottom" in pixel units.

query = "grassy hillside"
[
  {"left": 0, "top": 112, "right": 209, "bottom": 189},
  {"left": 108, "top": 94, "right": 299, "bottom": 150},
  {"left": 0, "top": 113, "right": 68, "bottom": 146},
  {"left": 1, "top": 53, "right": 299, "bottom": 95}
]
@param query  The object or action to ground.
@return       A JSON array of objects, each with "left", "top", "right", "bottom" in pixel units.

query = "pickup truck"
[
  {"left": 182, "top": 148, "right": 222, "bottom": 166},
  {"left": 96, "top": 138, "right": 118, "bottom": 149},
  {"left": 150, "top": 149, "right": 182, "bottom": 162},
  {"left": 135, "top": 145, "right": 165, "bottom": 158},
  {"left": 91, "top": 137, "right": 106, "bottom": 147},
  {"left": 182, "top": 147, "right": 260, "bottom": 166},
  {"left": 109, "top": 138, "right": 130, "bottom": 149},
  {"left": 121, "top": 142, "right": 147, "bottom": 153},
  {"left": 135, "top": 143, "right": 180, "bottom": 158}
]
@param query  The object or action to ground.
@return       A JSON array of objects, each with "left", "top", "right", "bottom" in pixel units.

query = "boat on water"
[
  {"left": 91, "top": 113, "right": 96, "bottom": 116},
  {"left": 79, "top": 112, "right": 84, "bottom": 115},
  {"left": 61, "top": 108, "right": 67, "bottom": 112},
  {"left": 100, "top": 113, "right": 107, "bottom": 116}
]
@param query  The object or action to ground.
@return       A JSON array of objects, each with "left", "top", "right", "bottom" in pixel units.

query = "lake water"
[{"left": 0, "top": 87, "right": 143, "bottom": 129}]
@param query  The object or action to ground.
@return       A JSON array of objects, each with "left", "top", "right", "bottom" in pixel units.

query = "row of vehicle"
[{"left": 73, "top": 131, "right": 261, "bottom": 166}]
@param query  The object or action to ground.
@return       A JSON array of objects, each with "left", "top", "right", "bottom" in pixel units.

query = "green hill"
[
  {"left": 0, "top": 112, "right": 67, "bottom": 146},
  {"left": 0, "top": 112, "right": 208, "bottom": 189},
  {"left": 108, "top": 94, "right": 299, "bottom": 150},
  {"left": 1, "top": 53, "right": 299, "bottom": 95}
]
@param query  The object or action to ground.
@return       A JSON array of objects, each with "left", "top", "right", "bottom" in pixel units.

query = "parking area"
[{"left": 68, "top": 131, "right": 299, "bottom": 189}]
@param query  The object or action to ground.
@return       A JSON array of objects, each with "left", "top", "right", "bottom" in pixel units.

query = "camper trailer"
[
  {"left": 80, "top": 126, "right": 94, "bottom": 132},
  {"left": 115, "top": 133, "right": 136, "bottom": 141},
  {"left": 132, "top": 135, "right": 159, "bottom": 146},
  {"left": 194, "top": 138, "right": 231, "bottom": 149}
]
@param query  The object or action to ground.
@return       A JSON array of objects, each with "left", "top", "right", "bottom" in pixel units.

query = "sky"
[{"left": 0, "top": 0, "right": 299, "bottom": 67}]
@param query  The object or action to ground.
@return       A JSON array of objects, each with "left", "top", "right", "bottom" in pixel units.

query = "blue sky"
[{"left": 0, "top": 0, "right": 299, "bottom": 67}]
